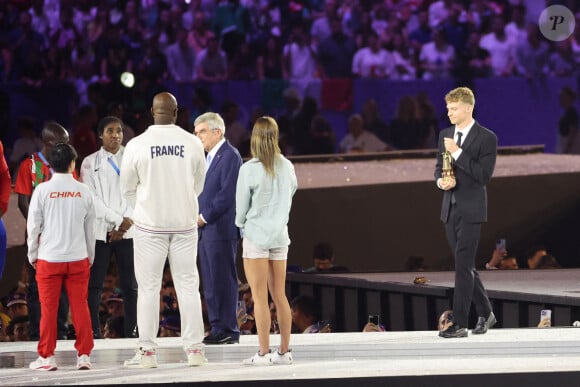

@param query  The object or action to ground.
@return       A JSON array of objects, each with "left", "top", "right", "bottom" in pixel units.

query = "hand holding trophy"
[{"left": 441, "top": 150, "right": 455, "bottom": 184}]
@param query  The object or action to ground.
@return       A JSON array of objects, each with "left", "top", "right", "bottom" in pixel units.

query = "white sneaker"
[
  {"left": 187, "top": 347, "right": 207, "bottom": 366},
  {"left": 29, "top": 356, "right": 57, "bottom": 371},
  {"left": 242, "top": 351, "right": 273, "bottom": 366},
  {"left": 124, "top": 347, "right": 158, "bottom": 368},
  {"left": 77, "top": 354, "right": 91, "bottom": 370},
  {"left": 272, "top": 349, "right": 293, "bottom": 365}
]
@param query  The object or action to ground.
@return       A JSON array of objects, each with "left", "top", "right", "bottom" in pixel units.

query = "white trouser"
[{"left": 133, "top": 227, "right": 204, "bottom": 351}]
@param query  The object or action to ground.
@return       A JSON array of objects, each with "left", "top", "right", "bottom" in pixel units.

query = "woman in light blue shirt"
[{"left": 235, "top": 116, "right": 297, "bottom": 366}]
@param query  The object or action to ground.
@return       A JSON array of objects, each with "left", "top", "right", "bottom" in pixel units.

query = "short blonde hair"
[
  {"left": 250, "top": 116, "right": 281, "bottom": 176},
  {"left": 445, "top": 87, "right": 475, "bottom": 106}
]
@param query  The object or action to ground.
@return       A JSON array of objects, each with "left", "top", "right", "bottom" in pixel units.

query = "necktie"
[
  {"left": 456, "top": 131, "right": 463, "bottom": 147},
  {"left": 206, "top": 154, "right": 212, "bottom": 170}
]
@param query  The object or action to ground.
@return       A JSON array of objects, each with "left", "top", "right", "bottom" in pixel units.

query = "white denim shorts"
[{"left": 242, "top": 238, "right": 288, "bottom": 261}]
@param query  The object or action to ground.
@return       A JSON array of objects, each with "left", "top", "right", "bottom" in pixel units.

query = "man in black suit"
[{"left": 434, "top": 87, "right": 497, "bottom": 338}]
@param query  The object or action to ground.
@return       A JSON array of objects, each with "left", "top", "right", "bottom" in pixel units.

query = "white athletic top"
[
  {"left": 120, "top": 124, "right": 206, "bottom": 233},
  {"left": 81, "top": 146, "right": 134, "bottom": 241},
  {"left": 27, "top": 173, "right": 96, "bottom": 264}
]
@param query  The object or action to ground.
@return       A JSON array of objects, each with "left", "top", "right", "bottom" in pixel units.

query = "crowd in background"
[
  {"left": 0, "top": 0, "right": 579, "bottom": 342},
  {"left": 1, "top": 0, "right": 580, "bottom": 162}
]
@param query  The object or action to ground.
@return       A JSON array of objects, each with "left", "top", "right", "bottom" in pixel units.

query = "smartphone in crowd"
[
  {"left": 368, "top": 314, "right": 380, "bottom": 326},
  {"left": 496, "top": 238, "right": 506, "bottom": 253}
]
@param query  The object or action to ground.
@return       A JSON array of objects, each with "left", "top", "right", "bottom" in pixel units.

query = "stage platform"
[
  {"left": 2, "top": 329, "right": 580, "bottom": 386},
  {"left": 287, "top": 269, "right": 580, "bottom": 332}
]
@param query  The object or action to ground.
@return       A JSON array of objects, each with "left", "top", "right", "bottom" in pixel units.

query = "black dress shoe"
[
  {"left": 203, "top": 332, "right": 239, "bottom": 344},
  {"left": 439, "top": 323, "right": 468, "bottom": 338},
  {"left": 472, "top": 312, "right": 497, "bottom": 334}
]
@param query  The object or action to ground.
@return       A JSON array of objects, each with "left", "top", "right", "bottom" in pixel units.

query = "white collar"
[{"left": 207, "top": 138, "right": 226, "bottom": 159}]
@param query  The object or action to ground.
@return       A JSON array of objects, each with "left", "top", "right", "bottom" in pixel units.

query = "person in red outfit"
[
  {"left": 27, "top": 143, "right": 95, "bottom": 371},
  {"left": 14, "top": 121, "right": 74, "bottom": 341},
  {"left": 0, "top": 140, "right": 11, "bottom": 279}
]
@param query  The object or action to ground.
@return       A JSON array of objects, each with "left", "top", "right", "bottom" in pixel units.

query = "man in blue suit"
[
  {"left": 435, "top": 87, "right": 497, "bottom": 338},
  {"left": 194, "top": 112, "right": 243, "bottom": 344}
]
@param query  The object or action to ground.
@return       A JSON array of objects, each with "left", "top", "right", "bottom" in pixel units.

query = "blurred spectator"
[
  {"left": 293, "top": 96, "right": 319, "bottom": 154},
  {"left": 303, "top": 241, "right": 348, "bottom": 273},
  {"left": 505, "top": 4, "right": 528, "bottom": 46},
  {"left": 166, "top": 27, "right": 196, "bottom": 82},
  {"left": 136, "top": 37, "right": 168, "bottom": 83},
  {"left": 361, "top": 98, "right": 388, "bottom": 142},
  {"left": 257, "top": 35, "right": 284, "bottom": 80},
  {"left": 10, "top": 10, "right": 46, "bottom": 81},
  {"left": 306, "top": 114, "right": 335, "bottom": 154},
  {"left": 515, "top": 23, "right": 549, "bottom": 80},
  {"left": 106, "top": 292, "right": 125, "bottom": 319},
  {"left": 103, "top": 315, "right": 125, "bottom": 339},
  {"left": 6, "top": 292, "right": 28, "bottom": 319},
  {"left": 536, "top": 254, "right": 561, "bottom": 269},
  {"left": 310, "top": 0, "right": 336, "bottom": 47},
  {"left": 9, "top": 116, "right": 42, "bottom": 177},
  {"left": 479, "top": 15, "right": 515, "bottom": 77},
  {"left": 437, "top": 309, "right": 452, "bottom": 331},
  {"left": 523, "top": 245, "right": 549, "bottom": 269},
  {"left": 340, "top": 113, "right": 388, "bottom": 153},
  {"left": 485, "top": 247, "right": 518, "bottom": 270},
  {"left": 290, "top": 295, "right": 330, "bottom": 333},
  {"left": 389, "top": 95, "right": 430, "bottom": 150},
  {"left": 8, "top": 315, "right": 30, "bottom": 341},
  {"left": 548, "top": 40, "right": 576, "bottom": 77},
  {"left": 352, "top": 31, "right": 395, "bottom": 79},
  {"left": 269, "top": 300, "right": 279, "bottom": 334},
  {"left": 70, "top": 105, "right": 99, "bottom": 171},
  {"left": 441, "top": 3, "right": 471, "bottom": 55},
  {"left": 124, "top": 15, "right": 146, "bottom": 69},
  {"left": 228, "top": 40, "right": 257, "bottom": 80},
  {"left": 415, "top": 92, "right": 439, "bottom": 148},
  {"left": 419, "top": 28, "right": 455, "bottom": 80},
  {"left": 195, "top": 35, "right": 228, "bottom": 82},
  {"left": 221, "top": 100, "right": 248, "bottom": 150},
  {"left": 390, "top": 33, "right": 417, "bottom": 81},
  {"left": 159, "top": 314, "right": 181, "bottom": 337},
  {"left": 429, "top": 0, "right": 454, "bottom": 29},
  {"left": 557, "top": 87, "right": 579, "bottom": 154},
  {"left": 454, "top": 31, "right": 491, "bottom": 85},
  {"left": 409, "top": 10, "right": 432, "bottom": 53},
  {"left": 187, "top": 10, "right": 215, "bottom": 57},
  {"left": 283, "top": 24, "right": 317, "bottom": 81},
  {"left": 317, "top": 17, "right": 357, "bottom": 78},
  {"left": 152, "top": 7, "right": 177, "bottom": 54},
  {"left": 212, "top": 0, "right": 251, "bottom": 61}
]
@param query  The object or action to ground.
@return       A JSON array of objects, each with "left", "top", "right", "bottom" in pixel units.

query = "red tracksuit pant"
[{"left": 36, "top": 259, "right": 93, "bottom": 357}]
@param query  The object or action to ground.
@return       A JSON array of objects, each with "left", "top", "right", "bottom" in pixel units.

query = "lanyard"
[
  {"left": 107, "top": 156, "right": 120, "bottom": 176},
  {"left": 37, "top": 152, "right": 54, "bottom": 175}
]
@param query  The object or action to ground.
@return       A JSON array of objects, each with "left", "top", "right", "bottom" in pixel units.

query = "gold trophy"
[{"left": 441, "top": 150, "right": 455, "bottom": 184}]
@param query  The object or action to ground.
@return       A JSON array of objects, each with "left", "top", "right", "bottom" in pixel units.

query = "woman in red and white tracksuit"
[{"left": 27, "top": 143, "right": 96, "bottom": 371}]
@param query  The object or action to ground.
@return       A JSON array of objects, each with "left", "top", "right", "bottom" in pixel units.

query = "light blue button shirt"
[{"left": 235, "top": 156, "right": 297, "bottom": 249}]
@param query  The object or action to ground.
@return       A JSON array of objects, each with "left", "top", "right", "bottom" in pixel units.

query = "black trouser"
[
  {"left": 88, "top": 238, "right": 137, "bottom": 338},
  {"left": 445, "top": 204, "right": 492, "bottom": 327},
  {"left": 27, "top": 263, "right": 69, "bottom": 340}
]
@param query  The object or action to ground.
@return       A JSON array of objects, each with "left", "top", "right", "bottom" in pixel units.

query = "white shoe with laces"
[
  {"left": 77, "top": 354, "right": 91, "bottom": 370},
  {"left": 242, "top": 350, "right": 273, "bottom": 366},
  {"left": 272, "top": 349, "right": 293, "bottom": 365},
  {"left": 124, "top": 347, "right": 158, "bottom": 368},
  {"left": 187, "top": 346, "right": 207, "bottom": 366},
  {"left": 29, "top": 356, "right": 57, "bottom": 371}
]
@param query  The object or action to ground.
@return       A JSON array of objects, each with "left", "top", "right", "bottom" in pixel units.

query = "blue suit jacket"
[{"left": 199, "top": 141, "right": 243, "bottom": 241}]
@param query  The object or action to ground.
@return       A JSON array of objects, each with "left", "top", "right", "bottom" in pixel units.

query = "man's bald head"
[
  {"left": 41, "top": 121, "right": 69, "bottom": 153},
  {"left": 151, "top": 92, "right": 178, "bottom": 125}
]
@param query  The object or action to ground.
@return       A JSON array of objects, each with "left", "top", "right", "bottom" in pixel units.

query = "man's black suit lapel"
[{"left": 460, "top": 122, "right": 480, "bottom": 151}]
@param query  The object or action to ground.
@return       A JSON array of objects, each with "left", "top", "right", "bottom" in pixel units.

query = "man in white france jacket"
[{"left": 120, "top": 92, "right": 207, "bottom": 368}]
